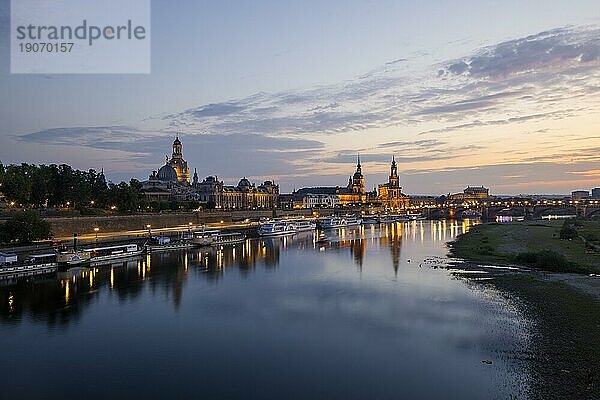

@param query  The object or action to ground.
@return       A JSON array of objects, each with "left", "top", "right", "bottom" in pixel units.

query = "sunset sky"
[{"left": 1, "top": 0, "right": 600, "bottom": 194}]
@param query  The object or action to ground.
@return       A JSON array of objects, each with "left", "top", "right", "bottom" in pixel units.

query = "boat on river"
[
  {"left": 84, "top": 244, "right": 144, "bottom": 264},
  {"left": 288, "top": 219, "right": 316, "bottom": 232},
  {"left": 145, "top": 236, "right": 196, "bottom": 252},
  {"left": 57, "top": 249, "right": 91, "bottom": 266},
  {"left": 259, "top": 221, "right": 297, "bottom": 236},
  {"left": 193, "top": 230, "right": 246, "bottom": 245},
  {"left": 0, "top": 253, "right": 58, "bottom": 276}
]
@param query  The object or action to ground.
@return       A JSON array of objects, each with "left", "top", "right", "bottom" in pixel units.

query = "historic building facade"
[
  {"left": 143, "top": 136, "right": 279, "bottom": 209},
  {"left": 293, "top": 156, "right": 374, "bottom": 207},
  {"left": 194, "top": 176, "right": 279, "bottom": 210},
  {"left": 377, "top": 156, "right": 410, "bottom": 210},
  {"left": 166, "top": 135, "right": 190, "bottom": 183},
  {"left": 291, "top": 155, "right": 410, "bottom": 209}
]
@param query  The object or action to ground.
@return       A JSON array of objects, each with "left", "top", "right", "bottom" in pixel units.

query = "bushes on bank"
[
  {"left": 559, "top": 220, "right": 578, "bottom": 240},
  {"left": 515, "top": 250, "right": 571, "bottom": 272}
]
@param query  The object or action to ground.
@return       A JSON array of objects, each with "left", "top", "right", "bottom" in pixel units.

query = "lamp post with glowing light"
[
  {"left": 146, "top": 224, "right": 152, "bottom": 239},
  {"left": 93, "top": 227, "right": 100, "bottom": 243}
]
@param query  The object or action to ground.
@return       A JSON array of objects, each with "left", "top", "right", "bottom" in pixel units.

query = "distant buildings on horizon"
[{"left": 139, "top": 135, "right": 599, "bottom": 210}]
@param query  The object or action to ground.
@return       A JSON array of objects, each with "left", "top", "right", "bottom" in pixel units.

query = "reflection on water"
[{"left": 0, "top": 220, "right": 532, "bottom": 400}]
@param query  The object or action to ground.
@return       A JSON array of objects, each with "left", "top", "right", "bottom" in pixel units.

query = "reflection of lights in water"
[
  {"left": 110, "top": 268, "right": 114, "bottom": 289},
  {"left": 8, "top": 292, "right": 14, "bottom": 313},
  {"left": 232, "top": 247, "right": 236, "bottom": 261},
  {"left": 146, "top": 253, "right": 151, "bottom": 272},
  {"left": 137, "top": 261, "right": 141, "bottom": 278},
  {"left": 89, "top": 269, "right": 94, "bottom": 287},
  {"left": 442, "top": 220, "right": 447, "bottom": 242},
  {"left": 205, "top": 256, "right": 209, "bottom": 267},
  {"left": 420, "top": 222, "right": 424, "bottom": 243},
  {"left": 65, "top": 280, "right": 70, "bottom": 304}
]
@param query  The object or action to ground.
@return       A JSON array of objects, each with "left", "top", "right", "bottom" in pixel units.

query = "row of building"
[{"left": 142, "top": 136, "right": 492, "bottom": 210}]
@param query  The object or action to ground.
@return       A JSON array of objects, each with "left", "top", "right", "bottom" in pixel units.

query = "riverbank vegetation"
[
  {"left": 0, "top": 210, "right": 52, "bottom": 244},
  {"left": 449, "top": 220, "right": 600, "bottom": 274}
]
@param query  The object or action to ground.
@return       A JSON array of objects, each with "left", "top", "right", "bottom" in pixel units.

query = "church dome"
[
  {"left": 238, "top": 177, "right": 251, "bottom": 187},
  {"left": 157, "top": 164, "right": 178, "bottom": 182}
]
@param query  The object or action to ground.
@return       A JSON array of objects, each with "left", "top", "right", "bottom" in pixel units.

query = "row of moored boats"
[{"left": 0, "top": 214, "right": 426, "bottom": 275}]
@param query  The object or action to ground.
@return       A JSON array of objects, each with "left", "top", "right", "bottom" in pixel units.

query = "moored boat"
[
  {"left": 146, "top": 236, "right": 196, "bottom": 252},
  {"left": 192, "top": 230, "right": 221, "bottom": 246},
  {"left": 288, "top": 219, "right": 316, "bottom": 232},
  {"left": 362, "top": 216, "right": 379, "bottom": 224},
  {"left": 343, "top": 216, "right": 363, "bottom": 226},
  {"left": 318, "top": 217, "right": 345, "bottom": 229},
  {"left": 193, "top": 230, "right": 246, "bottom": 246},
  {"left": 0, "top": 253, "right": 58, "bottom": 275},
  {"left": 212, "top": 232, "right": 246, "bottom": 245},
  {"left": 84, "top": 244, "right": 143, "bottom": 263},
  {"left": 378, "top": 215, "right": 397, "bottom": 224},
  {"left": 259, "top": 221, "right": 297, "bottom": 236},
  {"left": 57, "top": 249, "right": 92, "bottom": 266}
]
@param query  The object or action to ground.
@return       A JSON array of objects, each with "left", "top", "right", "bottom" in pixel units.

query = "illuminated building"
[{"left": 377, "top": 156, "right": 410, "bottom": 210}]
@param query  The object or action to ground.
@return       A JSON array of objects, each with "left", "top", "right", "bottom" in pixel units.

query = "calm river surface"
[{"left": 0, "top": 221, "right": 531, "bottom": 399}]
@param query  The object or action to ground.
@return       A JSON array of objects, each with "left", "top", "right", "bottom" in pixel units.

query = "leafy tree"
[{"left": 0, "top": 211, "right": 52, "bottom": 244}]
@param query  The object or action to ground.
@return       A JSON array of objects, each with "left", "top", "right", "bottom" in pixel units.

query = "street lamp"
[
  {"left": 146, "top": 224, "right": 152, "bottom": 238},
  {"left": 93, "top": 227, "right": 100, "bottom": 242}
]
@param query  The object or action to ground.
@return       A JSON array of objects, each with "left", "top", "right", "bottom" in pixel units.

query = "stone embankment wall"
[{"left": 47, "top": 209, "right": 314, "bottom": 238}]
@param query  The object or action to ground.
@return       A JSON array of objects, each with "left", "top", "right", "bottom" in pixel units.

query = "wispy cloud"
[{"left": 15, "top": 25, "right": 600, "bottom": 193}]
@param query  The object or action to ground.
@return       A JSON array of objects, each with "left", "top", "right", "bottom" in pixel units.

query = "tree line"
[{"left": 0, "top": 163, "right": 200, "bottom": 213}]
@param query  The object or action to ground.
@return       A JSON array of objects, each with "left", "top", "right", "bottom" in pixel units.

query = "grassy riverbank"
[{"left": 449, "top": 220, "right": 600, "bottom": 274}]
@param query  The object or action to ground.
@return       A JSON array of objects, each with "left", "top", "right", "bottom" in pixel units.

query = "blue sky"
[{"left": 1, "top": 0, "right": 600, "bottom": 194}]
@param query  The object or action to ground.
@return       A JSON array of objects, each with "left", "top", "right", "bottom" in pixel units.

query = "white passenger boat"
[
  {"left": 343, "top": 217, "right": 362, "bottom": 226},
  {"left": 146, "top": 236, "right": 196, "bottom": 252},
  {"left": 259, "top": 221, "right": 297, "bottom": 236},
  {"left": 84, "top": 244, "right": 143, "bottom": 263},
  {"left": 57, "top": 249, "right": 91, "bottom": 266},
  {"left": 0, "top": 253, "right": 58, "bottom": 275},
  {"left": 193, "top": 230, "right": 245, "bottom": 245},
  {"left": 192, "top": 230, "right": 221, "bottom": 246},
  {"left": 288, "top": 220, "right": 316, "bottom": 232},
  {"left": 394, "top": 216, "right": 411, "bottom": 222},
  {"left": 212, "top": 232, "right": 246, "bottom": 245}
]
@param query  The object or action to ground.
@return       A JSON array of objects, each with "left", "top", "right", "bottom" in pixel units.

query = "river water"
[{"left": 0, "top": 221, "right": 531, "bottom": 399}]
